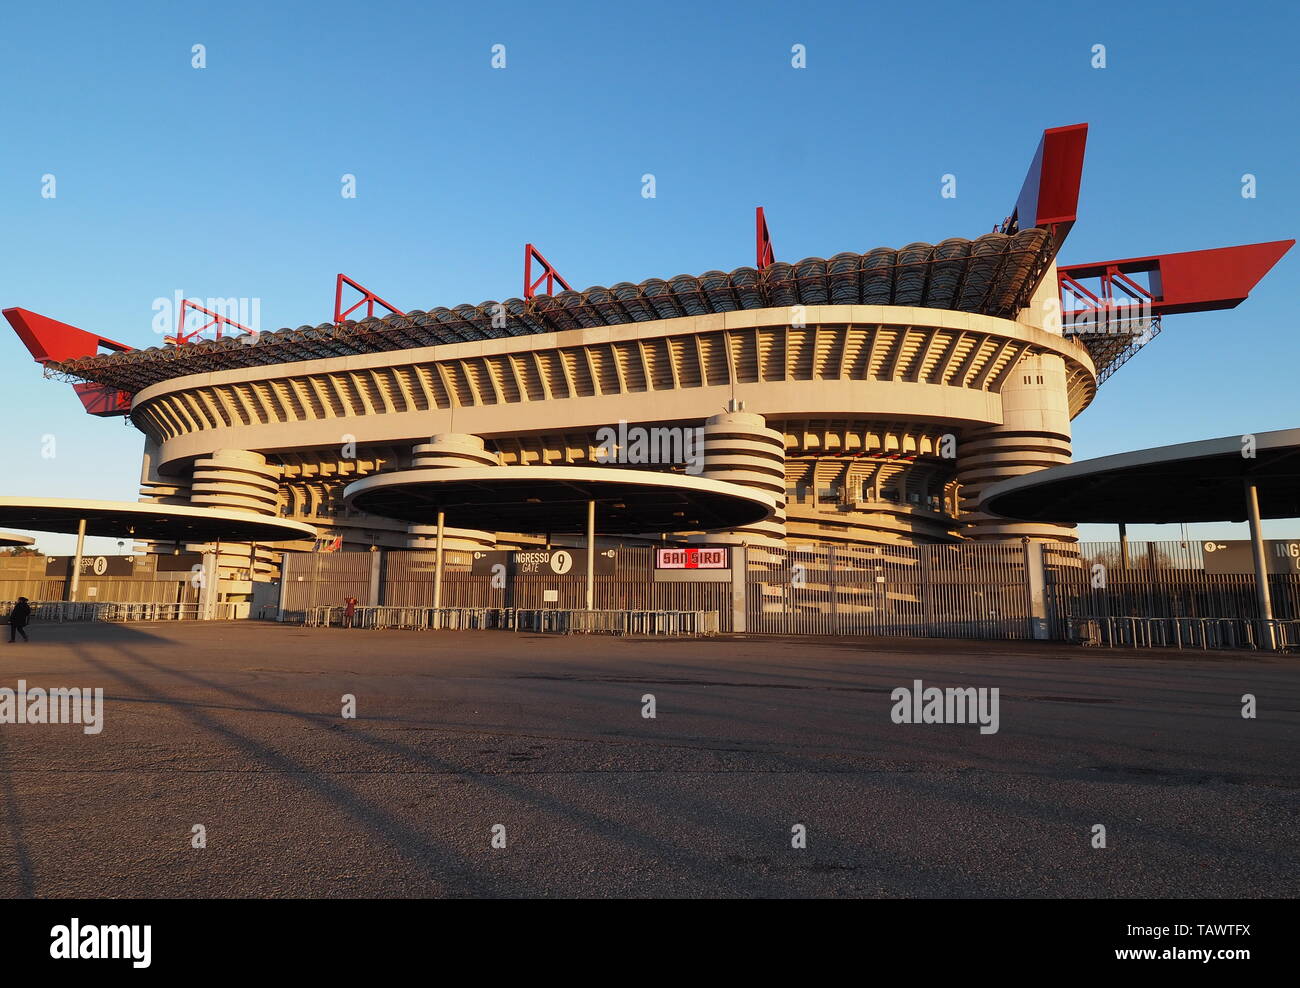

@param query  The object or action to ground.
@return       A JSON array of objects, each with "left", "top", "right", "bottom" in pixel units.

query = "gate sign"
[
  {"left": 45, "top": 555, "right": 136, "bottom": 577},
  {"left": 471, "top": 548, "right": 616, "bottom": 577},
  {"left": 1202, "top": 539, "right": 1300, "bottom": 575},
  {"left": 656, "top": 546, "right": 729, "bottom": 570}
]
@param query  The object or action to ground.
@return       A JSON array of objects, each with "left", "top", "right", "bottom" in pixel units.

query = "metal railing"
[
  {"left": 0, "top": 600, "right": 244, "bottom": 623},
  {"left": 1067, "top": 615, "right": 1300, "bottom": 651},
  {"left": 94, "top": 602, "right": 200, "bottom": 622},
  {"left": 304, "top": 606, "right": 717, "bottom": 637},
  {"left": 0, "top": 600, "right": 101, "bottom": 622},
  {"left": 559, "top": 609, "right": 719, "bottom": 636}
]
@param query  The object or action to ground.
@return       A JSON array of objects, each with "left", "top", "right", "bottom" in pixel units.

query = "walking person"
[
  {"left": 9, "top": 597, "right": 31, "bottom": 643},
  {"left": 342, "top": 595, "right": 358, "bottom": 629}
]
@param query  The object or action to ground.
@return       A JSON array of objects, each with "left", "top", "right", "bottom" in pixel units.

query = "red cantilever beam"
[
  {"left": 3, "top": 307, "right": 134, "bottom": 417},
  {"left": 1003, "top": 123, "right": 1088, "bottom": 251},
  {"left": 4, "top": 307, "right": 132, "bottom": 362},
  {"left": 1059, "top": 240, "right": 1294, "bottom": 316},
  {"left": 334, "top": 274, "right": 405, "bottom": 323}
]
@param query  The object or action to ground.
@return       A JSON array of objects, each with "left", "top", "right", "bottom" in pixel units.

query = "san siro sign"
[
  {"left": 1201, "top": 540, "right": 1300, "bottom": 575},
  {"left": 652, "top": 545, "right": 733, "bottom": 583},
  {"left": 655, "top": 546, "right": 730, "bottom": 570}
]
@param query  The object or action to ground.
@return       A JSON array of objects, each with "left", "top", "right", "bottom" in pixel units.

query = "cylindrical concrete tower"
[
  {"left": 956, "top": 352, "right": 1077, "bottom": 541},
  {"left": 695, "top": 408, "right": 786, "bottom": 545},
  {"left": 190, "top": 449, "right": 282, "bottom": 515},
  {"left": 405, "top": 433, "right": 498, "bottom": 550},
  {"left": 188, "top": 449, "right": 285, "bottom": 582}
]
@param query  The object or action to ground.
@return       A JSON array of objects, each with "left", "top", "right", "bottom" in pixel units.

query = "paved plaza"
[{"left": 0, "top": 622, "right": 1295, "bottom": 898}]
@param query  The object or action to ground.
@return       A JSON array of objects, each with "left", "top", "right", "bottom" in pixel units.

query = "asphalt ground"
[{"left": 0, "top": 621, "right": 1295, "bottom": 898}]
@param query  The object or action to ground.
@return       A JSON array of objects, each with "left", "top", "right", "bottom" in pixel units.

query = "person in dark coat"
[
  {"left": 342, "top": 596, "right": 358, "bottom": 629},
  {"left": 9, "top": 597, "right": 31, "bottom": 642}
]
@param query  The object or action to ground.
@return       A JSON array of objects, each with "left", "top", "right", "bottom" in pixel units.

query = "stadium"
[{"left": 3, "top": 123, "right": 1293, "bottom": 635}]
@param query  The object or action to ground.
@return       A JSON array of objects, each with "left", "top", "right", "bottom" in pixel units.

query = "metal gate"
[
  {"left": 278, "top": 540, "right": 1300, "bottom": 645},
  {"left": 745, "top": 543, "right": 1032, "bottom": 639}
]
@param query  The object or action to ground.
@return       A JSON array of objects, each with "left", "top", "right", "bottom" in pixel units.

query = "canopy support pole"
[
  {"left": 586, "top": 500, "right": 595, "bottom": 611},
  {"left": 69, "top": 517, "right": 87, "bottom": 602},
  {"left": 433, "top": 510, "right": 445, "bottom": 612},
  {"left": 1245, "top": 480, "right": 1275, "bottom": 650}
]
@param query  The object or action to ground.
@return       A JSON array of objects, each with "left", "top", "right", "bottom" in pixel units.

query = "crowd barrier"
[
  {"left": 96, "top": 602, "right": 200, "bottom": 622},
  {"left": 1068, "top": 615, "right": 1300, "bottom": 651},
  {"left": 304, "top": 606, "right": 718, "bottom": 637},
  {"left": 0, "top": 600, "right": 243, "bottom": 623},
  {"left": 1, "top": 600, "right": 101, "bottom": 622}
]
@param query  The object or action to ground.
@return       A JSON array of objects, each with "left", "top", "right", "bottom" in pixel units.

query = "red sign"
[{"left": 656, "top": 547, "right": 729, "bottom": 570}]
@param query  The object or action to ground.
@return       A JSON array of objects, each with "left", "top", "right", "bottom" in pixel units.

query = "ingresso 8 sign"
[{"left": 655, "top": 547, "right": 729, "bottom": 570}]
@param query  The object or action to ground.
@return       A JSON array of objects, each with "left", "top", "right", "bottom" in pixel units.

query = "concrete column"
[
  {"left": 730, "top": 546, "right": 748, "bottom": 633},
  {"left": 1023, "top": 539, "right": 1050, "bottom": 640},
  {"left": 198, "top": 551, "right": 219, "bottom": 620}
]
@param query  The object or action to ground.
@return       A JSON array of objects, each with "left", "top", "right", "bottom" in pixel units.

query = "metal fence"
[
  {"left": 1047, "top": 541, "right": 1300, "bottom": 628},
  {"left": 0, "top": 552, "right": 202, "bottom": 606},
  {"left": 1066, "top": 615, "right": 1300, "bottom": 650},
  {"left": 0, "top": 600, "right": 103, "bottom": 622},
  {"left": 279, "top": 540, "right": 1300, "bottom": 649},
  {"left": 286, "top": 544, "right": 1037, "bottom": 639},
  {"left": 745, "top": 542, "right": 1034, "bottom": 639},
  {"left": 6, "top": 538, "right": 1294, "bottom": 648},
  {"left": 297, "top": 549, "right": 738, "bottom": 626},
  {"left": 304, "top": 605, "right": 717, "bottom": 636},
  {"left": 278, "top": 552, "right": 374, "bottom": 622},
  {"left": 0, "top": 600, "right": 243, "bottom": 623}
]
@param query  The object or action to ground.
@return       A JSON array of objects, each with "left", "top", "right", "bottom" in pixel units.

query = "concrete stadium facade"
[
  {"left": 15, "top": 123, "right": 1290, "bottom": 612},
  {"left": 126, "top": 277, "right": 1093, "bottom": 571}
]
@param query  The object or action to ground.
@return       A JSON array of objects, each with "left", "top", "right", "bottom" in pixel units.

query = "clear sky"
[{"left": 1, "top": 0, "right": 1296, "bottom": 554}]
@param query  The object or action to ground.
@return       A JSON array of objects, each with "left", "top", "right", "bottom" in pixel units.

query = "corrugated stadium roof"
[{"left": 49, "top": 228, "right": 1060, "bottom": 393}]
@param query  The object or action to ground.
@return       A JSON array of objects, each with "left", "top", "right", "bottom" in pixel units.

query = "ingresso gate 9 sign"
[
  {"left": 1202, "top": 539, "right": 1300, "bottom": 575},
  {"left": 655, "top": 546, "right": 729, "bottom": 570},
  {"left": 470, "top": 548, "right": 617, "bottom": 577}
]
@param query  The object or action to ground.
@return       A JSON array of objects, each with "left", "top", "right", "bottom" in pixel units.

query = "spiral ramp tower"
[
  {"left": 181, "top": 449, "right": 286, "bottom": 584},
  {"left": 693, "top": 408, "right": 787, "bottom": 546},
  {"left": 403, "top": 434, "right": 499, "bottom": 551},
  {"left": 955, "top": 355, "right": 1076, "bottom": 541}
]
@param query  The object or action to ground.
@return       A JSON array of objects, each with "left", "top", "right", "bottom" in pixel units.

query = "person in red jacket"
[{"left": 342, "top": 596, "right": 358, "bottom": 629}]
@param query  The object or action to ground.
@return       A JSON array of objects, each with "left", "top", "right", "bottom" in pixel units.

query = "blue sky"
[{"left": 1, "top": 0, "right": 1296, "bottom": 553}]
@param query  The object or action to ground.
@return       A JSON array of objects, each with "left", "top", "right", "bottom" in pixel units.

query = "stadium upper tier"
[{"left": 49, "top": 228, "right": 1057, "bottom": 393}]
